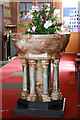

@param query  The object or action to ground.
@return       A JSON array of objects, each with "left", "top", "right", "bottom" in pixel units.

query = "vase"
[{"left": 12, "top": 33, "right": 70, "bottom": 102}]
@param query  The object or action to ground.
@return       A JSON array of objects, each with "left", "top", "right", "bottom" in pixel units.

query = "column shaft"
[
  {"left": 30, "top": 66, "right": 35, "bottom": 94},
  {"left": 41, "top": 60, "right": 51, "bottom": 102},
  {"left": 23, "top": 65, "right": 27, "bottom": 91},
  {"left": 51, "top": 59, "right": 61, "bottom": 100},
  {"left": 53, "top": 64, "right": 59, "bottom": 91},
  {"left": 21, "top": 59, "right": 28, "bottom": 99},
  {"left": 43, "top": 68, "right": 48, "bottom": 94},
  {"left": 48, "top": 60, "right": 51, "bottom": 89},
  {"left": 27, "top": 60, "right": 38, "bottom": 101}
]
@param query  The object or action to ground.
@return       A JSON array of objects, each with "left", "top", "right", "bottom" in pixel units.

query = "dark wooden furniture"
[
  {"left": 77, "top": 53, "right": 80, "bottom": 58},
  {"left": 77, "top": 67, "right": 80, "bottom": 94},
  {"left": 5, "top": 24, "right": 17, "bottom": 60},
  {"left": 75, "top": 58, "right": 80, "bottom": 94},
  {"left": 0, "top": 4, "right": 4, "bottom": 61},
  {"left": 75, "top": 58, "right": 80, "bottom": 77}
]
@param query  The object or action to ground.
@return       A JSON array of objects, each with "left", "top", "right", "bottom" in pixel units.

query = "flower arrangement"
[{"left": 18, "top": 5, "right": 62, "bottom": 34}]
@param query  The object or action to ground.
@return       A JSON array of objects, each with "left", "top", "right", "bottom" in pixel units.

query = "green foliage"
[
  {"left": 18, "top": 5, "right": 62, "bottom": 34},
  {"left": 18, "top": 23, "right": 26, "bottom": 27}
]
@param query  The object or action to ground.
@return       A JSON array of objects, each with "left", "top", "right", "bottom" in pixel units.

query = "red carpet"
[{"left": 0, "top": 55, "right": 80, "bottom": 120}]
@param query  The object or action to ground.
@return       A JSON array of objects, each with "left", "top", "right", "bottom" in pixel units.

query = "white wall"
[{"left": 62, "top": 0, "right": 80, "bottom": 8}]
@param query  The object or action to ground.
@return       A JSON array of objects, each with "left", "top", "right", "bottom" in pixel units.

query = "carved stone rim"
[{"left": 11, "top": 32, "right": 70, "bottom": 36}]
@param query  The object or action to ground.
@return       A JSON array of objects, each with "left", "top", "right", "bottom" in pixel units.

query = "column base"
[
  {"left": 20, "top": 91, "right": 29, "bottom": 99},
  {"left": 27, "top": 93, "right": 38, "bottom": 101},
  {"left": 14, "top": 97, "right": 65, "bottom": 118},
  {"left": 41, "top": 94, "right": 51, "bottom": 102},
  {"left": 51, "top": 91, "right": 61, "bottom": 100}
]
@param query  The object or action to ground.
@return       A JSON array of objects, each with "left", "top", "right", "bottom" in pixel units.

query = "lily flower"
[
  {"left": 44, "top": 20, "right": 53, "bottom": 29},
  {"left": 32, "top": 26, "right": 36, "bottom": 31}
]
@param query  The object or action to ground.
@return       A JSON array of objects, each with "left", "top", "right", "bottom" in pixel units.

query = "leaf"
[
  {"left": 17, "top": 23, "right": 26, "bottom": 27},
  {"left": 57, "top": 28, "right": 61, "bottom": 31},
  {"left": 17, "top": 23, "right": 22, "bottom": 26}
]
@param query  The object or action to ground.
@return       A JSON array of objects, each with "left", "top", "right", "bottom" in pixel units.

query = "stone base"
[
  {"left": 41, "top": 94, "right": 51, "bottom": 102},
  {"left": 17, "top": 97, "right": 29, "bottom": 108},
  {"left": 20, "top": 91, "right": 28, "bottom": 99},
  {"left": 51, "top": 91, "right": 61, "bottom": 100},
  {"left": 27, "top": 93, "right": 38, "bottom": 101},
  {"left": 14, "top": 97, "right": 65, "bottom": 118}
]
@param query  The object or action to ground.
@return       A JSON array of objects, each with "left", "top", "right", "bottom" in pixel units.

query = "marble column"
[
  {"left": 21, "top": 59, "right": 28, "bottom": 99},
  {"left": 27, "top": 60, "right": 38, "bottom": 101},
  {"left": 41, "top": 60, "right": 51, "bottom": 102},
  {"left": 35, "top": 60, "right": 43, "bottom": 98},
  {"left": 48, "top": 60, "right": 52, "bottom": 93},
  {"left": 51, "top": 59, "right": 61, "bottom": 100}
]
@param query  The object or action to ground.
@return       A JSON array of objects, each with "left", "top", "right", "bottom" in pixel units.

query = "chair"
[
  {"left": 75, "top": 58, "right": 80, "bottom": 78},
  {"left": 77, "top": 67, "right": 80, "bottom": 94},
  {"left": 77, "top": 53, "right": 80, "bottom": 58}
]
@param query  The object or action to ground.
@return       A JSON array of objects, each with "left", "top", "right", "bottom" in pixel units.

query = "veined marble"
[{"left": 12, "top": 33, "right": 70, "bottom": 102}]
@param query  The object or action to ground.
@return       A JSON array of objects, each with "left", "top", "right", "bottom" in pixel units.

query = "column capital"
[
  {"left": 21, "top": 58, "right": 27, "bottom": 66},
  {"left": 28, "top": 59, "right": 36, "bottom": 67},
  {"left": 41, "top": 60, "right": 49, "bottom": 68}
]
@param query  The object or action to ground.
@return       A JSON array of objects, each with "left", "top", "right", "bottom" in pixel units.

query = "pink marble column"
[
  {"left": 20, "top": 59, "right": 29, "bottom": 99},
  {"left": 27, "top": 60, "right": 38, "bottom": 101},
  {"left": 51, "top": 59, "right": 61, "bottom": 100},
  {"left": 41, "top": 60, "right": 51, "bottom": 102}
]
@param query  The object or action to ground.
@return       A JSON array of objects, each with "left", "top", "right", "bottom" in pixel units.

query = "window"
[
  {"left": 20, "top": 3, "right": 26, "bottom": 11},
  {"left": 38, "top": 3, "right": 44, "bottom": 11},
  {"left": 20, "top": 2, "right": 52, "bottom": 21},
  {"left": 45, "top": 3, "right": 51, "bottom": 11},
  {"left": 27, "top": 3, "right": 32, "bottom": 11},
  {"left": 62, "top": 6, "right": 80, "bottom": 31},
  {"left": 20, "top": 2, "right": 32, "bottom": 20},
  {"left": 38, "top": 2, "right": 51, "bottom": 11}
]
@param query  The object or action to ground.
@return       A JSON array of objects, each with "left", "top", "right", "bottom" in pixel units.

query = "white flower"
[
  {"left": 32, "top": 26, "right": 36, "bottom": 31},
  {"left": 31, "top": 6, "right": 39, "bottom": 12},
  {"left": 56, "top": 30, "right": 61, "bottom": 34},
  {"left": 55, "top": 26, "right": 57, "bottom": 28},
  {"left": 44, "top": 20, "right": 53, "bottom": 29},
  {"left": 26, "top": 6, "right": 39, "bottom": 19},
  {"left": 27, "top": 12, "right": 33, "bottom": 19},
  {"left": 27, "top": 28, "right": 31, "bottom": 32},
  {"left": 29, "top": 14, "right": 33, "bottom": 19}
]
